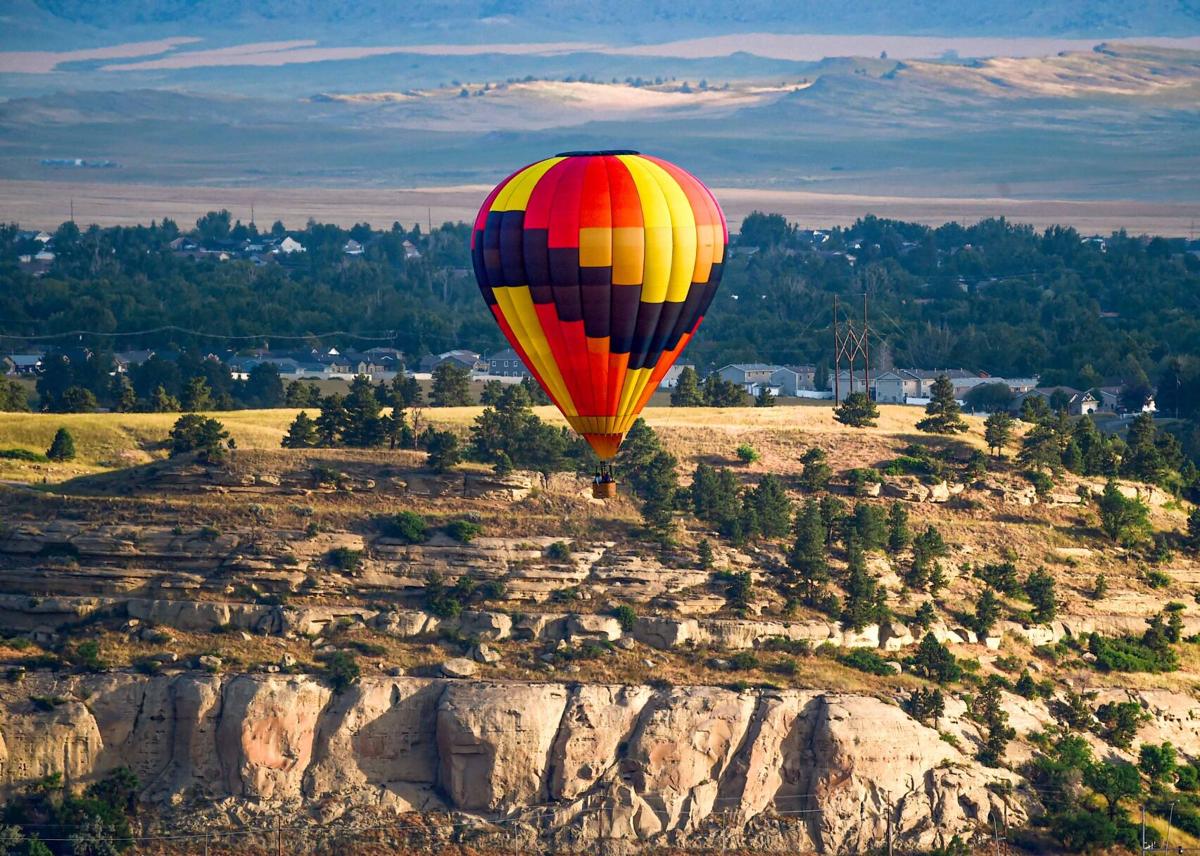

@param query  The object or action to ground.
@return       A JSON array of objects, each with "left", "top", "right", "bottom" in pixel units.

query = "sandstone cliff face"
[{"left": 0, "top": 672, "right": 1039, "bottom": 853}]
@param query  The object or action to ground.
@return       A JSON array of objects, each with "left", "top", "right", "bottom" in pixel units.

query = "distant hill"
[{"left": 19, "top": 0, "right": 1200, "bottom": 42}]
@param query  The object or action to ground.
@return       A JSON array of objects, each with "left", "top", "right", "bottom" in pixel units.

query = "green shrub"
[
  {"left": 839, "top": 648, "right": 895, "bottom": 676},
  {"left": 319, "top": 651, "right": 360, "bottom": 694},
  {"left": 610, "top": 605, "right": 637, "bottom": 632},
  {"left": 545, "top": 541, "right": 572, "bottom": 561},
  {"left": 325, "top": 547, "right": 364, "bottom": 573},
  {"left": 384, "top": 511, "right": 427, "bottom": 544},
  {"left": 0, "top": 448, "right": 49, "bottom": 462},
  {"left": 735, "top": 443, "right": 760, "bottom": 464},
  {"left": 729, "top": 651, "right": 759, "bottom": 670},
  {"left": 445, "top": 519, "right": 483, "bottom": 543}
]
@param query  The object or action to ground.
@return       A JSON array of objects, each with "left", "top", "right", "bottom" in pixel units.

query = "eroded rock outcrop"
[{"left": 0, "top": 672, "right": 1045, "bottom": 852}]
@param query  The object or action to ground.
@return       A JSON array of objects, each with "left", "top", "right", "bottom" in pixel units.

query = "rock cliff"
[{"left": 0, "top": 672, "right": 1029, "bottom": 853}]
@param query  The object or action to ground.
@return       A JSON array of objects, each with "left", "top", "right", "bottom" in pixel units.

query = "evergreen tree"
[
  {"left": 149, "top": 384, "right": 180, "bottom": 413},
  {"left": 984, "top": 411, "right": 1013, "bottom": 457},
  {"left": 1025, "top": 568, "right": 1058, "bottom": 623},
  {"left": 906, "top": 633, "right": 962, "bottom": 683},
  {"left": 479, "top": 379, "right": 505, "bottom": 406},
  {"left": 972, "top": 676, "right": 1015, "bottom": 767},
  {"left": 749, "top": 474, "right": 792, "bottom": 538},
  {"left": 1061, "top": 438, "right": 1083, "bottom": 473},
  {"left": 670, "top": 367, "right": 704, "bottom": 406},
  {"left": 46, "top": 427, "right": 75, "bottom": 462},
  {"left": 833, "top": 391, "right": 878, "bottom": 428},
  {"left": 1187, "top": 507, "right": 1200, "bottom": 553},
  {"left": 887, "top": 501, "right": 911, "bottom": 553},
  {"left": 423, "top": 429, "right": 461, "bottom": 472},
  {"left": 285, "top": 380, "right": 321, "bottom": 407},
  {"left": 315, "top": 394, "right": 348, "bottom": 447},
  {"left": 691, "top": 462, "right": 721, "bottom": 520},
  {"left": 58, "top": 386, "right": 97, "bottom": 413},
  {"left": 181, "top": 376, "right": 213, "bottom": 412},
  {"left": 1121, "top": 412, "right": 1167, "bottom": 484},
  {"left": 909, "top": 525, "right": 948, "bottom": 590},
  {"left": 1020, "top": 395, "right": 1052, "bottom": 424},
  {"left": 799, "top": 447, "right": 832, "bottom": 492},
  {"left": 108, "top": 375, "right": 136, "bottom": 413},
  {"left": 841, "top": 536, "right": 888, "bottom": 631},
  {"left": 384, "top": 406, "right": 413, "bottom": 449},
  {"left": 389, "top": 373, "right": 423, "bottom": 407},
  {"left": 788, "top": 500, "right": 829, "bottom": 604},
  {"left": 640, "top": 450, "right": 679, "bottom": 537},
  {"left": 905, "top": 687, "right": 945, "bottom": 726},
  {"left": 169, "top": 414, "right": 231, "bottom": 462},
  {"left": 819, "top": 495, "right": 848, "bottom": 546},
  {"left": 281, "top": 411, "right": 318, "bottom": 448},
  {"left": 1017, "top": 423, "right": 1063, "bottom": 472},
  {"left": 850, "top": 502, "right": 887, "bottom": 551},
  {"left": 917, "top": 375, "right": 968, "bottom": 434},
  {"left": 973, "top": 587, "right": 1000, "bottom": 637},
  {"left": 702, "top": 373, "right": 748, "bottom": 406},
  {"left": 341, "top": 375, "right": 386, "bottom": 447},
  {"left": 0, "top": 378, "right": 30, "bottom": 412},
  {"left": 697, "top": 538, "right": 714, "bottom": 569},
  {"left": 430, "top": 362, "right": 472, "bottom": 406},
  {"left": 755, "top": 384, "right": 776, "bottom": 407}
]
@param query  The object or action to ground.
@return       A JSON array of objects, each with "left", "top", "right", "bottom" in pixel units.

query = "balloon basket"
[{"left": 592, "top": 481, "right": 618, "bottom": 500}]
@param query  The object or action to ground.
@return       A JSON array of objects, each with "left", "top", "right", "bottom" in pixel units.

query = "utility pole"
[
  {"left": 832, "top": 293, "right": 873, "bottom": 402},
  {"left": 833, "top": 295, "right": 840, "bottom": 403},
  {"left": 70, "top": 197, "right": 74, "bottom": 223},
  {"left": 992, "top": 814, "right": 1003, "bottom": 856},
  {"left": 275, "top": 814, "right": 282, "bottom": 856},
  {"left": 204, "top": 831, "right": 210, "bottom": 856},
  {"left": 1165, "top": 800, "right": 1177, "bottom": 852},
  {"left": 1142, "top": 804, "right": 1147, "bottom": 852}
]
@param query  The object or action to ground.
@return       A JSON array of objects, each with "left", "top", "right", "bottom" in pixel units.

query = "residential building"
[
  {"left": 343, "top": 239, "right": 364, "bottom": 256},
  {"left": 1016, "top": 386, "right": 1099, "bottom": 416},
  {"left": 275, "top": 236, "right": 305, "bottom": 254},
  {"left": 717, "top": 363, "right": 780, "bottom": 392},
  {"left": 4, "top": 354, "right": 44, "bottom": 375},
  {"left": 659, "top": 364, "right": 695, "bottom": 389},
  {"left": 420, "top": 349, "right": 486, "bottom": 373},
  {"left": 487, "top": 348, "right": 531, "bottom": 378},
  {"left": 769, "top": 365, "right": 816, "bottom": 396}
]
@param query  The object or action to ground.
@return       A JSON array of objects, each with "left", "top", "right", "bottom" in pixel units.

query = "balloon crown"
[{"left": 554, "top": 149, "right": 641, "bottom": 157}]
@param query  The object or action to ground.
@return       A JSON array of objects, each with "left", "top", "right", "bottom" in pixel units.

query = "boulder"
[
  {"left": 440, "top": 658, "right": 478, "bottom": 679},
  {"left": 566, "top": 613, "right": 623, "bottom": 642}
]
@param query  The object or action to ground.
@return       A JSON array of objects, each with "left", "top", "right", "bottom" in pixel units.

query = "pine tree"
[
  {"left": 697, "top": 538, "right": 714, "bottom": 569},
  {"left": 850, "top": 502, "right": 887, "bottom": 551},
  {"left": 640, "top": 450, "right": 679, "bottom": 538},
  {"left": 690, "top": 462, "right": 721, "bottom": 520},
  {"left": 430, "top": 362, "right": 472, "bottom": 407},
  {"left": 1187, "top": 507, "right": 1200, "bottom": 554},
  {"left": 799, "top": 447, "right": 832, "bottom": 492},
  {"left": 755, "top": 384, "right": 776, "bottom": 407},
  {"left": 750, "top": 474, "right": 792, "bottom": 538},
  {"left": 887, "top": 501, "right": 911, "bottom": 553},
  {"left": 389, "top": 373, "right": 422, "bottom": 407},
  {"left": 479, "top": 379, "right": 505, "bottom": 406},
  {"left": 1097, "top": 480, "right": 1151, "bottom": 546},
  {"left": 917, "top": 375, "right": 968, "bottom": 434},
  {"left": 46, "top": 427, "right": 75, "bottom": 462},
  {"left": 384, "top": 406, "right": 412, "bottom": 449},
  {"left": 181, "top": 376, "right": 213, "bottom": 412},
  {"left": 150, "top": 385, "right": 181, "bottom": 413},
  {"left": 819, "top": 495, "right": 848, "bottom": 546},
  {"left": 1017, "top": 423, "right": 1063, "bottom": 472},
  {"left": 973, "top": 587, "right": 1000, "bottom": 636},
  {"left": 983, "top": 411, "right": 1013, "bottom": 457},
  {"left": 0, "top": 378, "right": 30, "bottom": 412},
  {"left": 1025, "top": 568, "right": 1057, "bottom": 623},
  {"left": 109, "top": 375, "right": 137, "bottom": 413},
  {"left": 909, "top": 525, "right": 948, "bottom": 591},
  {"left": 423, "top": 429, "right": 461, "bottom": 472},
  {"left": 833, "top": 391, "right": 878, "bottom": 428},
  {"left": 315, "top": 394, "right": 348, "bottom": 447},
  {"left": 1061, "top": 438, "right": 1083, "bottom": 473},
  {"left": 972, "top": 677, "right": 1015, "bottom": 767},
  {"left": 341, "top": 375, "right": 386, "bottom": 447},
  {"left": 841, "top": 536, "right": 888, "bottom": 631},
  {"left": 670, "top": 367, "right": 704, "bottom": 406},
  {"left": 281, "top": 411, "right": 318, "bottom": 448},
  {"left": 788, "top": 500, "right": 829, "bottom": 604}
]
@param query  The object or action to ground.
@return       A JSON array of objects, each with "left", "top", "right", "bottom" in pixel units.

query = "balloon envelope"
[{"left": 471, "top": 150, "right": 727, "bottom": 459}]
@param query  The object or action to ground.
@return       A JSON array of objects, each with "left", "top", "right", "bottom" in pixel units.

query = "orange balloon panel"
[{"left": 470, "top": 151, "right": 727, "bottom": 459}]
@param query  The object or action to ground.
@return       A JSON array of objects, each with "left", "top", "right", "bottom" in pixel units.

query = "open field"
[{"left": 4, "top": 179, "right": 1197, "bottom": 234}]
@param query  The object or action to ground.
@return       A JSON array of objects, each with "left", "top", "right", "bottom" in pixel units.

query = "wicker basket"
[{"left": 592, "top": 481, "right": 618, "bottom": 499}]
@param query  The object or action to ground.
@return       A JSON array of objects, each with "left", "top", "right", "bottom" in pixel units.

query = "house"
[
  {"left": 900, "top": 369, "right": 981, "bottom": 398},
  {"left": 420, "top": 349, "right": 485, "bottom": 373},
  {"left": 33, "top": 249, "right": 54, "bottom": 263},
  {"left": 343, "top": 239, "right": 364, "bottom": 256},
  {"left": 4, "top": 354, "right": 43, "bottom": 375},
  {"left": 275, "top": 237, "right": 305, "bottom": 255},
  {"left": 659, "top": 364, "right": 695, "bottom": 389},
  {"left": 831, "top": 369, "right": 875, "bottom": 401},
  {"left": 871, "top": 370, "right": 913, "bottom": 404},
  {"left": 487, "top": 348, "right": 531, "bottom": 378},
  {"left": 769, "top": 365, "right": 816, "bottom": 396},
  {"left": 402, "top": 240, "right": 421, "bottom": 260},
  {"left": 1095, "top": 386, "right": 1157, "bottom": 415},
  {"left": 113, "top": 350, "right": 155, "bottom": 372},
  {"left": 1017, "top": 386, "right": 1099, "bottom": 416},
  {"left": 717, "top": 364, "right": 781, "bottom": 392}
]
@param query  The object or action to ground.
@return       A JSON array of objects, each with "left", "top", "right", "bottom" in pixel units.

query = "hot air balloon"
[{"left": 470, "top": 150, "right": 727, "bottom": 487}]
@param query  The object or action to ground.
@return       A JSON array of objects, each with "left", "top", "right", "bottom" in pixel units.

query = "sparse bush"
[
  {"left": 840, "top": 648, "right": 894, "bottom": 676},
  {"left": 383, "top": 511, "right": 427, "bottom": 544},
  {"left": 320, "top": 651, "right": 360, "bottom": 694},
  {"left": 325, "top": 547, "right": 363, "bottom": 573},
  {"left": 610, "top": 605, "right": 637, "bottom": 632},
  {"left": 445, "top": 519, "right": 483, "bottom": 543},
  {"left": 735, "top": 443, "right": 759, "bottom": 464},
  {"left": 545, "top": 541, "right": 572, "bottom": 561}
]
